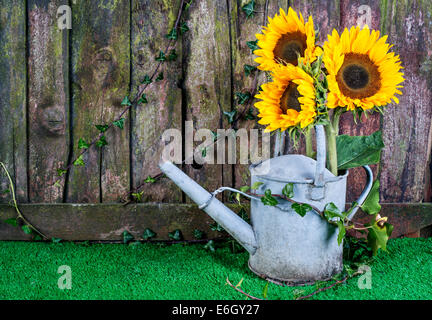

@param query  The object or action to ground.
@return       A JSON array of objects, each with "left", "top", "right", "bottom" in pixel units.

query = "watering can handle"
[
  {"left": 346, "top": 165, "right": 374, "bottom": 221},
  {"left": 314, "top": 125, "right": 326, "bottom": 187}
]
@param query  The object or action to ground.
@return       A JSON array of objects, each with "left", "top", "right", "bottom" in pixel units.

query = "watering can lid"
[{"left": 250, "top": 154, "right": 340, "bottom": 184}]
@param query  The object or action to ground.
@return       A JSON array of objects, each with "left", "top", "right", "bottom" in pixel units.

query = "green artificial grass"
[{"left": 0, "top": 238, "right": 431, "bottom": 300}]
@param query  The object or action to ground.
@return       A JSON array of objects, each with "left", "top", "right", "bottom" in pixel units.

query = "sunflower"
[
  {"left": 323, "top": 26, "right": 404, "bottom": 110},
  {"left": 254, "top": 64, "right": 317, "bottom": 132},
  {"left": 254, "top": 7, "right": 322, "bottom": 71}
]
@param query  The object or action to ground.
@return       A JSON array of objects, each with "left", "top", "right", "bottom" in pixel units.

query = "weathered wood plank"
[
  {"left": 0, "top": 203, "right": 430, "bottom": 240},
  {"left": 0, "top": 0, "right": 27, "bottom": 203},
  {"left": 379, "top": 0, "right": 432, "bottom": 202},
  {"left": 183, "top": 0, "right": 232, "bottom": 197},
  {"left": 130, "top": 0, "right": 183, "bottom": 202},
  {"left": 28, "top": 0, "right": 70, "bottom": 203},
  {"left": 68, "top": 0, "right": 130, "bottom": 202},
  {"left": 230, "top": 0, "right": 289, "bottom": 190},
  {"left": 339, "top": 0, "right": 382, "bottom": 202}
]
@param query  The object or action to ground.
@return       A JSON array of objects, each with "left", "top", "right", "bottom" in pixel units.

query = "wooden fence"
[{"left": 0, "top": 0, "right": 431, "bottom": 241}]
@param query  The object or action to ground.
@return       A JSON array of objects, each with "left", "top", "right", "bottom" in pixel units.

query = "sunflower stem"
[
  {"left": 325, "top": 109, "right": 342, "bottom": 176},
  {"left": 305, "top": 126, "right": 314, "bottom": 158}
]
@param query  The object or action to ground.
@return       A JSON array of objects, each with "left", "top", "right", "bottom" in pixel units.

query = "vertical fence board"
[
  {"left": 338, "top": 0, "right": 381, "bottom": 202},
  {"left": 183, "top": 0, "right": 232, "bottom": 197},
  {"left": 0, "top": 0, "right": 28, "bottom": 203},
  {"left": 131, "top": 0, "right": 182, "bottom": 202},
  {"left": 230, "top": 0, "right": 289, "bottom": 190},
  {"left": 28, "top": 0, "right": 70, "bottom": 203},
  {"left": 379, "top": 0, "right": 432, "bottom": 202},
  {"left": 68, "top": 0, "right": 130, "bottom": 202}
]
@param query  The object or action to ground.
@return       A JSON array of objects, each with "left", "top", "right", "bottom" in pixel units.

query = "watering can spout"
[{"left": 159, "top": 161, "right": 258, "bottom": 254}]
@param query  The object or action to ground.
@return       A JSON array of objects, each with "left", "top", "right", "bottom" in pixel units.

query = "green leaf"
[
  {"left": 4, "top": 218, "right": 17, "bottom": 227},
  {"left": 52, "top": 237, "right": 62, "bottom": 243},
  {"left": 142, "top": 228, "right": 156, "bottom": 240},
  {"left": 366, "top": 216, "right": 393, "bottom": 255},
  {"left": 244, "top": 108, "right": 256, "bottom": 120},
  {"left": 142, "top": 75, "right": 152, "bottom": 84},
  {"left": 155, "top": 72, "right": 164, "bottom": 81},
  {"left": 168, "top": 49, "right": 177, "bottom": 61},
  {"left": 122, "top": 230, "right": 134, "bottom": 244},
  {"left": 21, "top": 225, "right": 32, "bottom": 235},
  {"left": 155, "top": 51, "right": 166, "bottom": 62},
  {"left": 138, "top": 94, "right": 148, "bottom": 104},
  {"left": 246, "top": 40, "right": 259, "bottom": 52},
  {"left": 132, "top": 191, "right": 144, "bottom": 202},
  {"left": 336, "top": 220, "right": 346, "bottom": 245},
  {"left": 204, "top": 240, "right": 215, "bottom": 252},
  {"left": 235, "top": 92, "right": 251, "bottom": 105},
  {"left": 168, "top": 229, "right": 183, "bottom": 241},
  {"left": 251, "top": 181, "right": 264, "bottom": 190},
  {"left": 73, "top": 155, "right": 85, "bottom": 167},
  {"left": 121, "top": 96, "right": 132, "bottom": 107},
  {"left": 323, "top": 202, "right": 344, "bottom": 221},
  {"left": 291, "top": 203, "right": 312, "bottom": 217},
  {"left": 201, "top": 147, "right": 207, "bottom": 158},
  {"left": 179, "top": 22, "right": 189, "bottom": 34},
  {"left": 113, "top": 118, "right": 125, "bottom": 129},
  {"left": 78, "top": 138, "right": 90, "bottom": 149},
  {"left": 96, "top": 135, "right": 108, "bottom": 147},
  {"left": 210, "top": 223, "right": 225, "bottom": 232},
  {"left": 242, "top": 0, "right": 256, "bottom": 18},
  {"left": 282, "top": 183, "right": 294, "bottom": 198},
  {"left": 223, "top": 110, "right": 237, "bottom": 124},
  {"left": 336, "top": 130, "right": 385, "bottom": 170},
  {"left": 144, "top": 175, "right": 156, "bottom": 183},
  {"left": 261, "top": 189, "right": 278, "bottom": 206},
  {"left": 2, "top": 188, "right": 10, "bottom": 194},
  {"left": 240, "top": 186, "right": 250, "bottom": 193},
  {"left": 193, "top": 229, "right": 204, "bottom": 240},
  {"left": 244, "top": 64, "right": 257, "bottom": 76},
  {"left": 165, "top": 28, "right": 177, "bottom": 40},
  {"left": 57, "top": 169, "right": 67, "bottom": 177},
  {"left": 361, "top": 179, "right": 381, "bottom": 215},
  {"left": 95, "top": 124, "right": 109, "bottom": 133}
]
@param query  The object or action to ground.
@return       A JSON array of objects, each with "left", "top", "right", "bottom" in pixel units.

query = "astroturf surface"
[{"left": 0, "top": 238, "right": 431, "bottom": 300}]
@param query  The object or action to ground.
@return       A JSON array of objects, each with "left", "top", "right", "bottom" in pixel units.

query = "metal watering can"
[{"left": 159, "top": 125, "right": 373, "bottom": 285}]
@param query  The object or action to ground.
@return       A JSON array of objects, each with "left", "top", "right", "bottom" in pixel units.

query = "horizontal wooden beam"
[{"left": 0, "top": 203, "right": 431, "bottom": 241}]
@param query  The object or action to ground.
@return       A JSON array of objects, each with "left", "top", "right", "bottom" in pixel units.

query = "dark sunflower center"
[
  {"left": 280, "top": 83, "right": 301, "bottom": 113},
  {"left": 273, "top": 31, "right": 307, "bottom": 66},
  {"left": 336, "top": 53, "right": 381, "bottom": 99}
]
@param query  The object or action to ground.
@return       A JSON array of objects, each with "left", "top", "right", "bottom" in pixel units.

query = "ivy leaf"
[
  {"left": 144, "top": 175, "right": 156, "bottom": 183},
  {"left": 168, "top": 49, "right": 178, "bottom": 61},
  {"left": 291, "top": 203, "right": 312, "bottom": 217},
  {"left": 244, "top": 108, "right": 256, "bottom": 120},
  {"left": 210, "top": 222, "right": 225, "bottom": 232},
  {"left": 251, "top": 181, "right": 264, "bottom": 190},
  {"left": 73, "top": 155, "right": 85, "bottom": 167},
  {"left": 323, "top": 202, "right": 344, "bottom": 221},
  {"left": 96, "top": 135, "right": 108, "bottom": 147},
  {"left": 52, "top": 237, "right": 62, "bottom": 243},
  {"left": 155, "top": 51, "right": 166, "bottom": 62},
  {"left": 336, "top": 130, "right": 384, "bottom": 170},
  {"left": 155, "top": 72, "right": 164, "bottom": 81},
  {"left": 2, "top": 188, "right": 10, "bottom": 194},
  {"left": 21, "top": 225, "right": 32, "bottom": 235},
  {"left": 138, "top": 94, "right": 148, "bottom": 104},
  {"left": 132, "top": 191, "right": 144, "bottom": 202},
  {"left": 121, "top": 96, "right": 132, "bottom": 107},
  {"left": 57, "top": 169, "right": 67, "bottom": 177},
  {"left": 122, "top": 230, "right": 134, "bottom": 244},
  {"left": 244, "top": 64, "right": 257, "bottom": 76},
  {"left": 165, "top": 28, "right": 177, "bottom": 40},
  {"left": 193, "top": 229, "right": 204, "bottom": 240},
  {"left": 366, "top": 217, "right": 393, "bottom": 255},
  {"left": 246, "top": 40, "right": 259, "bottom": 52},
  {"left": 336, "top": 220, "right": 346, "bottom": 245},
  {"left": 261, "top": 189, "right": 278, "bottom": 206},
  {"left": 95, "top": 124, "right": 109, "bottom": 133},
  {"left": 78, "top": 138, "right": 90, "bottom": 149},
  {"left": 168, "top": 229, "right": 183, "bottom": 241},
  {"left": 223, "top": 110, "right": 237, "bottom": 124},
  {"left": 282, "top": 183, "right": 294, "bottom": 198},
  {"left": 142, "top": 228, "right": 156, "bottom": 240},
  {"left": 242, "top": 0, "right": 256, "bottom": 18},
  {"left": 113, "top": 118, "right": 125, "bottom": 130},
  {"left": 204, "top": 240, "right": 215, "bottom": 252},
  {"left": 179, "top": 22, "right": 189, "bottom": 34},
  {"left": 4, "top": 218, "right": 17, "bottom": 227},
  {"left": 201, "top": 147, "right": 207, "bottom": 158},
  {"left": 361, "top": 179, "right": 381, "bottom": 215},
  {"left": 142, "top": 75, "right": 152, "bottom": 84},
  {"left": 235, "top": 92, "right": 251, "bottom": 105}
]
